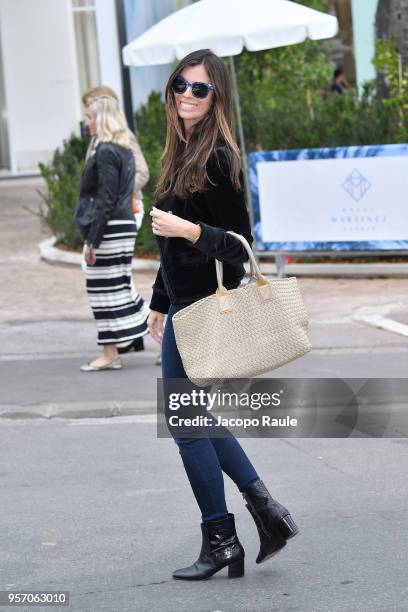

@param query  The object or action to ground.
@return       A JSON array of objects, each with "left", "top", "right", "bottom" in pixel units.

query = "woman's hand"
[
  {"left": 150, "top": 207, "right": 201, "bottom": 241},
  {"left": 84, "top": 245, "right": 96, "bottom": 266},
  {"left": 132, "top": 196, "right": 141, "bottom": 213},
  {"left": 148, "top": 310, "right": 165, "bottom": 344}
]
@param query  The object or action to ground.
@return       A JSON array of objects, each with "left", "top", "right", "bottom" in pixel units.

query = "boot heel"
[
  {"left": 277, "top": 514, "right": 299, "bottom": 539},
  {"left": 228, "top": 557, "right": 245, "bottom": 579}
]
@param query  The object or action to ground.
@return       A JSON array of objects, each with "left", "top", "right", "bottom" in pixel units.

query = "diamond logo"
[{"left": 342, "top": 169, "right": 371, "bottom": 202}]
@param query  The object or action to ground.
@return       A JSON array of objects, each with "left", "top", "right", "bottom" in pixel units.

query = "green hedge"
[
  {"left": 134, "top": 91, "right": 166, "bottom": 255},
  {"left": 38, "top": 134, "right": 87, "bottom": 250}
]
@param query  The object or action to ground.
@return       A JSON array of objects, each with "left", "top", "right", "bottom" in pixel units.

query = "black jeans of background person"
[{"left": 161, "top": 302, "right": 259, "bottom": 522}]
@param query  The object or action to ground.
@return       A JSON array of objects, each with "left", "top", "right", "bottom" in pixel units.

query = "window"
[{"left": 72, "top": 0, "right": 101, "bottom": 96}]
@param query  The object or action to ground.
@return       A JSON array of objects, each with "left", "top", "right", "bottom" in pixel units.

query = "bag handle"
[
  {"left": 215, "top": 231, "right": 263, "bottom": 288},
  {"left": 214, "top": 232, "right": 272, "bottom": 311}
]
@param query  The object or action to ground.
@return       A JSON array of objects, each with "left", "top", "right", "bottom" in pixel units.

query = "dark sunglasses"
[{"left": 171, "top": 75, "right": 214, "bottom": 99}]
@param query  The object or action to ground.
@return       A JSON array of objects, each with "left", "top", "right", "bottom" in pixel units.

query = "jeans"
[{"left": 162, "top": 303, "right": 259, "bottom": 522}]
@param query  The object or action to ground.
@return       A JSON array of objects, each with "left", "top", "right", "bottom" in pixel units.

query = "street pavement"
[
  {"left": 1, "top": 178, "right": 408, "bottom": 611},
  {"left": 1, "top": 419, "right": 407, "bottom": 612}
]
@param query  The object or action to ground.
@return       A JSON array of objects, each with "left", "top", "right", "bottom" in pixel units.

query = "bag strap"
[{"left": 215, "top": 231, "right": 262, "bottom": 289}]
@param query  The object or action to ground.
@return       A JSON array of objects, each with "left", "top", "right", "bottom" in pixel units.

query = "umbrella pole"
[{"left": 228, "top": 56, "right": 254, "bottom": 229}]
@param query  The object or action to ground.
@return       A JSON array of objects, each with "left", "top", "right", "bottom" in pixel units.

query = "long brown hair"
[{"left": 155, "top": 49, "right": 241, "bottom": 201}]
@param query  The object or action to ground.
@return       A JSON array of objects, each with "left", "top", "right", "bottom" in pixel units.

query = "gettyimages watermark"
[{"left": 157, "top": 378, "right": 408, "bottom": 438}]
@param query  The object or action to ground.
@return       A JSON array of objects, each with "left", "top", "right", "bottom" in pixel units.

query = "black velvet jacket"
[
  {"left": 149, "top": 148, "right": 253, "bottom": 314},
  {"left": 77, "top": 142, "right": 135, "bottom": 248}
]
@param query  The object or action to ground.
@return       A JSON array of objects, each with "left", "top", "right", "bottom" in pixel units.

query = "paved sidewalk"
[{"left": 1, "top": 178, "right": 408, "bottom": 418}]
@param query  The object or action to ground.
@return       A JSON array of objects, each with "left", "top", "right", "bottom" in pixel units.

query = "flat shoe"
[{"left": 80, "top": 357, "right": 122, "bottom": 372}]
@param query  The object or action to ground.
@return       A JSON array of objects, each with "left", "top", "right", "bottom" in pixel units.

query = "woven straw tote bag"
[{"left": 172, "top": 231, "right": 312, "bottom": 386}]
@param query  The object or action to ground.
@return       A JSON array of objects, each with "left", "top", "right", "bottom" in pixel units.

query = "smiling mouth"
[{"left": 179, "top": 101, "right": 198, "bottom": 110}]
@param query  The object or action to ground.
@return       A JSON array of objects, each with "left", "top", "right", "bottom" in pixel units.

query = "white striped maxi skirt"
[{"left": 85, "top": 220, "right": 149, "bottom": 345}]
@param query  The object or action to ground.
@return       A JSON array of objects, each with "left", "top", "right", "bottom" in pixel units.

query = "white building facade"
[
  {"left": 0, "top": 0, "right": 125, "bottom": 174},
  {"left": 0, "top": 0, "right": 185, "bottom": 175}
]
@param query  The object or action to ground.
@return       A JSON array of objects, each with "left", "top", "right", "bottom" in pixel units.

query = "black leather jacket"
[
  {"left": 149, "top": 147, "right": 253, "bottom": 314},
  {"left": 78, "top": 141, "right": 135, "bottom": 248}
]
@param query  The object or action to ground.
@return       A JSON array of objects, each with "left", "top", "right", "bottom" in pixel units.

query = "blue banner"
[{"left": 249, "top": 143, "right": 408, "bottom": 251}]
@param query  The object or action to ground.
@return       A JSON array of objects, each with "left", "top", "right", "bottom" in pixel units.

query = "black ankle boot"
[
  {"left": 172, "top": 513, "right": 245, "bottom": 580},
  {"left": 242, "top": 479, "right": 299, "bottom": 564}
]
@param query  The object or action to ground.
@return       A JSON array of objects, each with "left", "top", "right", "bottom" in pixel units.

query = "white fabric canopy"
[{"left": 123, "top": 0, "right": 338, "bottom": 67}]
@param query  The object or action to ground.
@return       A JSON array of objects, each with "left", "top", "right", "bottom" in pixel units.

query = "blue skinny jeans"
[{"left": 161, "top": 302, "right": 259, "bottom": 522}]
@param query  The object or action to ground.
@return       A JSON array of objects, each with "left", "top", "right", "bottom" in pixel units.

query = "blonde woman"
[
  {"left": 82, "top": 85, "right": 149, "bottom": 219},
  {"left": 82, "top": 85, "right": 150, "bottom": 355},
  {"left": 76, "top": 95, "right": 149, "bottom": 371}
]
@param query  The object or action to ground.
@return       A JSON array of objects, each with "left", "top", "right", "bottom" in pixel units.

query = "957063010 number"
[{"left": 0, "top": 591, "right": 69, "bottom": 606}]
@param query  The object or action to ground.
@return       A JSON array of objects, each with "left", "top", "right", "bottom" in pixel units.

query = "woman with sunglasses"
[{"left": 148, "top": 49, "right": 298, "bottom": 581}]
